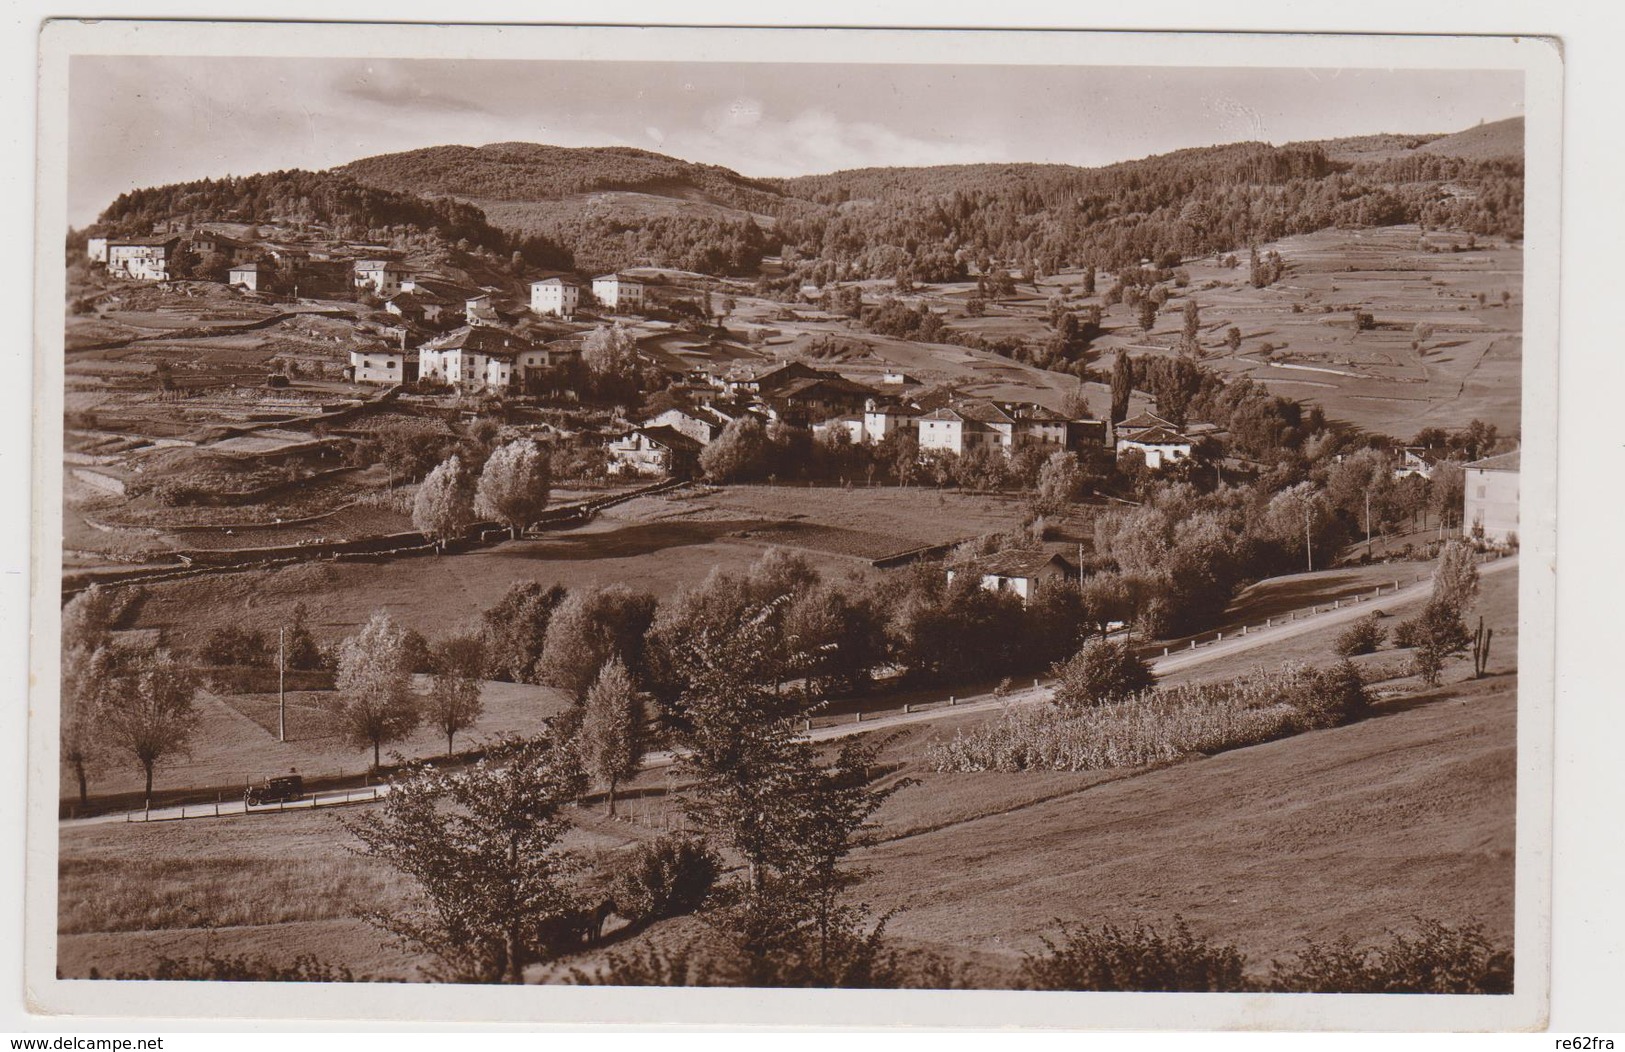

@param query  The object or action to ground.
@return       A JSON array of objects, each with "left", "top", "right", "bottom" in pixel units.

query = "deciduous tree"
[
  {"left": 578, "top": 657, "right": 646, "bottom": 817},
  {"left": 335, "top": 612, "right": 420, "bottom": 769},
  {"left": 474, "top": 439, "right": 551, "bottom": 539},
  {"left": 345, "top": 735, "right": 587, "bottom": 984},
  {"left": 97, "top": 645, "right": 201, "bottom": 808},
  {"left": 427, "top": 634, "right": 485, "bottom": 758},
  {"left": 413, "top": 454, "right": 476, "bottom": 550}
]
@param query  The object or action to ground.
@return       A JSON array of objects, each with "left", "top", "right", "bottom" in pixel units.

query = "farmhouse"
[
  {"left": 1116, "top": 424, "right": 1195, "bottom": 469},
  {"left": 227, "top": 262, "right": 267, "bottom": 292},
  {"left": 862, "top": 400, "right": 923, "bottom": 443},
  {"left": 188, "top": 231, "right": 245, "bottom": 261},
  {"left": 417, "top": 326, "right": 528, "bottom": 390},
  {"left": 918, "top": 406, "right": 1009, "bottom": 456},
  {"left": 530, "top": 275, "right": 584, "bottom": 318},
  {"left": 947, "top": 550, "right": 1078, "bottom": 602},
  {"left": 1394, "top": 448, "right": 1438, "bottom": 480},
  {"left": 386, "top": 289, "right": 454, "bottom": 326},
  {"left": 353, "top": 260, "right": 411, "bottom": 296},
  {"left": 764, "top": 375, "right": 879, "bottom": 425},
  {"left": 106, "top": 236, "right": 181, "bottom": 281},
  {"left": 593, "top": 273, "right": 646, "bottom": 312},
  {"left": 641, "top": 404, "right": 763, "bottom": 446},
  {"left": 607, "top": 426, "right": 702, "bottom": 478},
  {"left": 1463, "top": 449, "right": 1519, "bottom": 545},
  {"left": 349, "top": 346, "right": 415, "bottom": 385},
  {"left": 724, "top": 360, "right": 824, "bottom": 399}
]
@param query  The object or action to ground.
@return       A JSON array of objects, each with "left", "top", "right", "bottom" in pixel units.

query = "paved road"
[{"left": 66, "top": 555, "right": 1515, "bottom": 827}]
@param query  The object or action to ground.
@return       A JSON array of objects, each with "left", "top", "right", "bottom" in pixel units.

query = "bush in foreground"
[
  {"left": 608, "top": 834, "right": 721, "bottom": 925},
  {"left": 1020, "top": 916, "right": 1248, "bottom": 992},
  {"left": 1020, "top": 917, "right": 1510, "bottom": 994},
  {"left": 1269, "top": 919, "right": 1512, "bottom": 994},
  {"left": 1050, "top": 639, "right": 1156, "bottom": 709},
  {"left": 1333, "top": 613, "right": 1386, "bottom": 657}
]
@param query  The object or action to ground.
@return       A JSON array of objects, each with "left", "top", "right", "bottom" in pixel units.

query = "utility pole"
[
  {"left": 1365, "top": 488, "right": 1373, "bottom": 558},
  {"left": 1304, "top": 500, "right": 1314, "bottom": 574},
  {"left": 278, "top": 626, "right": 287, "bottom": 743}
]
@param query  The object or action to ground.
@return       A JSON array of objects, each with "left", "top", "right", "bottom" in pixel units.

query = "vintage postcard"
[{"left": 28, "top": 20, "right": 1561, "bottom": 1029}]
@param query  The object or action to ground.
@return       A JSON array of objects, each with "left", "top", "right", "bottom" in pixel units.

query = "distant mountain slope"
[
  {"left": 1416, "top": 116, "right": 1523, "bottom": 160},
  {"left": 337, "top": 142, "right": 789, "bottom": 215},
  {"left": 1304, "top": 132, "right": 1446, "bottom": 164}
]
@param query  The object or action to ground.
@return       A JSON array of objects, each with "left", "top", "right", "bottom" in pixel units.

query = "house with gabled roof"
[
  {"left": 608, "top": 425, "right": 702, "bottom": 478},
  {"left": 1116, "top": 424, "right": 1195, "bottom": 469},
  {"left": 417, "top": 325, "right": 561, "bottom": 391},
  {"left": 946, "top": 550, "right": 1078, "bottom": 602}
]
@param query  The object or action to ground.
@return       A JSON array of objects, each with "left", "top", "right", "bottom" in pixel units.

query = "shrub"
[
  {"left": 1020, "top": 916, "right": 1248, "bottom": 992},
  {"left": 1269, "top": 919, "right": 1512, "bottom": 994},
  {"left": 197, "top": 624, "right": 270, "bottom": 667},
  {"left": 608, "top": 834, "right": 722, "bottom": 924},
  {"left": 1333, "top": 613, "right": 1385, "bottom": 657},
  {"left": 1050, "top": 639, "right": 1155, "bottom": 709},
  {"left": 1397, "top": 599, "right": 1472, "bottom": 686},
  {"left": 1284, "top": 660, "right": 1371, "bottom": 729}
]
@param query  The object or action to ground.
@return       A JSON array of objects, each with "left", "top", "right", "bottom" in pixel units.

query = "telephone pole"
[
  {"left": 1304, "top": 500, "right": 1314, "bottom": 574},
  {"left": 1365, "top": 488, "right": 1373, "bottom": 558},
  {"left": 278, "top": 626, "right": 287, "bottom": 743}
]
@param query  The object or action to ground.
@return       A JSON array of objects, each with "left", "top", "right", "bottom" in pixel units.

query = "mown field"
[
  {"left": 110, "top": 482, "right": 1043, "bottom": 656},
  {"left": 59, "top": 568, "right": 1517, "bottom": 984}
]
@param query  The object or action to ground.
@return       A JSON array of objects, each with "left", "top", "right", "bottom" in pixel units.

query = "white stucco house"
[
  {"left": 349, "top": 347, "right": 413, "bottom": 385},
  {"left": 353, "top": 260, "right": 411, "bottom": 297},
  {"left": 1463, "top": 450, "right": 1520, "bottom": 545},
  {"left": 593, "top": 273, "right": 647, "bottom": 312},
  {"left": 530, "top": 275, "right": 584, "bottom": 317},
  {"left": 227, "top": 262, "right": 267, "bottom": 292},
  {"left": 106, "top": 236, "right": 181, "bottom": 281}
]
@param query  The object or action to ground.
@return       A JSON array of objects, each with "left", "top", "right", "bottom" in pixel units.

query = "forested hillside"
[
  {"left": 338, "top": 142, "right": 788, "bottom": 213},
  {"left": 92, "top": 168, "right": 573, "bottom": 270},
  {"left": 90, "top": 119, "right": 1523, "bottom": 282},
  {"left": 767, "top": 139, "right": 1523, "bottom": 281}
]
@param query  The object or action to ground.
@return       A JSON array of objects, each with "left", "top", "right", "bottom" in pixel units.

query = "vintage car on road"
[{"left": 244, "top": 774, "right": 304, "bottom": 806}]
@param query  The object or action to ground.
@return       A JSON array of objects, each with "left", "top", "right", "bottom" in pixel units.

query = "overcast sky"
[{"left": 68, "top": 56, "right": 1523, "bottom": 227}]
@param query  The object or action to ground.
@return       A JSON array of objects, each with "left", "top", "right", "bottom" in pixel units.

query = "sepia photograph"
[{"left": 26, "top": 19, "right": 1563, "bottom": 1030}]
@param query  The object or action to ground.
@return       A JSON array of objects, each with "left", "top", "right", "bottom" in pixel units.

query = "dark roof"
[
  {"left": 109, "top": 235, "right": 181, "bottom": 248},
  {"left": 421, "top": 325, "right": 533, "bottom": 357},
  {"left": 406, "top": 278, "right": 475, "bottom": 302},
  {"left": 772, "top": 375, "right": 877, "bottom": 401},
  {"left": 594, "top": 273, "right": 645, "bottom": 284},
  {"left": 1120, "top": 425, "right": 1192, "bottom": 446},
  {"left": 228, "top": 262, "right": 263, "bottom": 273},
  {"left": 635, "top": 425, "right": 703, "bottom": 454},
  {"left": 980, "top": 550, "right": 1076, "bottom": 579},
  {"left": 956, "top": 400, "right": 1016, "bottom": 426},
  {"left": 1466, "top": 450, "right": 1520, "bottom": 472},
  {"left": 1119, "top": 410, "right": 1178, "bottom": 431},
  {"left": 531, "top": 273, "right": 584, "bottom": 287},
  {"left": 868, "top": 402, "right": 923, "bottom": 417}
]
